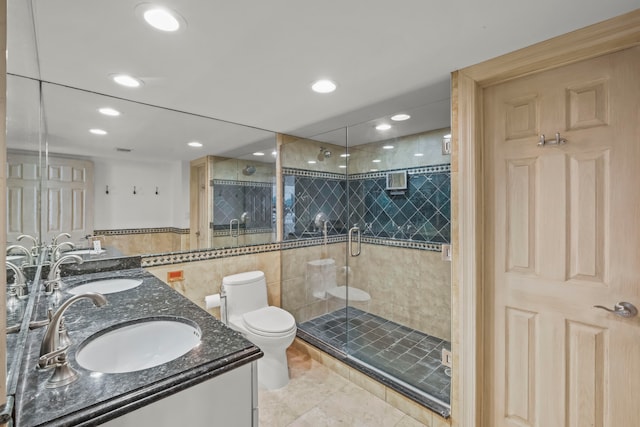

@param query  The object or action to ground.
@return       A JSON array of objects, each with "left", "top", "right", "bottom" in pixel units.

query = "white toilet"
[{"left": 221, "top": 271, "right": 297, "bottom": 390}]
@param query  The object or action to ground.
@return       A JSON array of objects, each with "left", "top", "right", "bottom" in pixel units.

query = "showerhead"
[
  {"left": 242, "top": 165, "right": 256, "bottom": 176},
  {"left": 317, "top": 147, "right": 332, "bottom": 161}
]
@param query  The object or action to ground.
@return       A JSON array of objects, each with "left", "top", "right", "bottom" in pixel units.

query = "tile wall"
[
  {"left": 97, "top": 228, "right": 189, "bottom": 256},
  {"left": 281, "top": 242, "right": 451, "bottom": 342},
  {"left": 146, "top": 249, "right": 281, "bottom": 320},
  {"left": 283, "top": 165, "right": 450, "bottom": 244}
]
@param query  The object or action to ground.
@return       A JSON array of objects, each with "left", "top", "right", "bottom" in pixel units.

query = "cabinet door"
[{"left": 102, "top": 362, "right": 256, "bottom": 427}]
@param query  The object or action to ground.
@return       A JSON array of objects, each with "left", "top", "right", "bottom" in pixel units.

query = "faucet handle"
[
  {"left": 38, "top": 345, "right": 70, "bottom": 369},
  {"left": 29, "top": 308, "right": 54, "bottom": 329}
]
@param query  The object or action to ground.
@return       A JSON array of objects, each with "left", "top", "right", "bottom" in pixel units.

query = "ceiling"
[{"left": 6, "top": 1, "right": 639, "bottom": 161}]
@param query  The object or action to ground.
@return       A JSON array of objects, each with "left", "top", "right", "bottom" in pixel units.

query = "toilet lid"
[{"left": 243, "top": 306, "right": 296, "bottom": 334}]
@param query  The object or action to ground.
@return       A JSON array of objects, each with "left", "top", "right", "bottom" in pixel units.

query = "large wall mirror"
[
  {"left": 7, "top": 77, "right": 278, "bottom": 257},
  {"left": 6, "top": 8, "right": 278, "bottom": 260}
]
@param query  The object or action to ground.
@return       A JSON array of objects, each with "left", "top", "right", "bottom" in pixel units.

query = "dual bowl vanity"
[{"left": 6, "top": 245, "right": 262, "bottom": 426}]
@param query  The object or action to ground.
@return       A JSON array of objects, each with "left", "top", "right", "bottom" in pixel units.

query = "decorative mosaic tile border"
[
  {"left": 142, "top": 243, "right": 282, "bottom": 267},
  {"left": 143, "top": 237, "right": 443, "bottom": 268},
  {"left": 94, "top": 227, "right": 190, "bottom": 236},
  {"left": 212, "top": 227, "right": 275, "bottom": 237},
  {"left": 361, "top": 236, "right": 442, "bottom": 252},
  {"left": 211, "top": 179, "right": 274, "bottom": 188},
  {"left": 350, "top": 163, "right": 451, "bottom": 180},
  {"left": 282, "top": 167, "right": 344, "bottom": 180},
  {"left": 279, "top": 236, "right": 441, "bottom": 252}
]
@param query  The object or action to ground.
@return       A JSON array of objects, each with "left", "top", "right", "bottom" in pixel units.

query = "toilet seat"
[{"left": 242, "top": 306, "right": 296, "bottom": 337}]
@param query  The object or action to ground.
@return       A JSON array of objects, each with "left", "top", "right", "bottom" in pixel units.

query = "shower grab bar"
[
  {"left": 349, "top": 226, "right": 361, "bottom": 257},
  {"left": 229, "top": 219, "right": 240, "bottom": 238}
]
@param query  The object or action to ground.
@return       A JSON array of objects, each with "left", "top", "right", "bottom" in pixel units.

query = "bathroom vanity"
[{"left": 11, "top": 267, "right": 262, "bottom": 426}]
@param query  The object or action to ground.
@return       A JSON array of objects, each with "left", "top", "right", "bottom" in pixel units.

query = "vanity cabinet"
[{"left": 103, "top": 362, "right": 258, "bottom": 427}]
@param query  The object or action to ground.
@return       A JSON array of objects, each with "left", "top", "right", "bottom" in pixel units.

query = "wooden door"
[
  {"left": 483, "top": 46, "right": 640, "bottom": 426},
  {"left": 42, "top": 155, "right": 94, "bottom": 245},
  {"left": 189, "top": 156, "right": 211, "bottom": 250},
  {"left": 6, "top": 152, "right": 40, "bottom": 244}
]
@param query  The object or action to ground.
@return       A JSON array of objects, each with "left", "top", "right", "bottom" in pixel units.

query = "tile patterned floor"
[
  {"left": 259, "top": 347, "right": 427, "bottom": 427},
  {"left": 298, "top": 308, "right": 451, "bottom": 404}
]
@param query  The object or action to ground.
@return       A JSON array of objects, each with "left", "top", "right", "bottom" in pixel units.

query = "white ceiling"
[{"left": 6, "top": 1, "right": 639, "bottom": 161}]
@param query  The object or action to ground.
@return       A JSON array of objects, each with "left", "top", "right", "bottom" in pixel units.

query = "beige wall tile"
[
  {"left": 386, "top": 388, "right": 434, "bottom": 426},
  {"left": 348, "top": 368, "right": 386, "bottom": 400}
]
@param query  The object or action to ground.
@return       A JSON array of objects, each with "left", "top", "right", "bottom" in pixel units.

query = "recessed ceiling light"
[
  {"left": 112, "top": 74, "right": 143, "bottom": 88},
  {"left": 339, "top": 165, "right": 347, "bottom": 169},
  {"left": 308, "top": 160, "right": 317, "bottom": 164},
  {"left": 98, "top": 107, "right": 120, "bottom": 117},
  {"left": 382, "top": 145, "right": 394, "bottom": 149},
  {"left": 311, "top": 79, "right": 337, "bottom": 94},
  {"left": 370, "top": 169, "right": 379, "bottom": 172},
  {"left": 340, "top": 153, "right": 350, "bottom": 158},
  {"left": 135, "top": 3, "right": 186, "bottom": 32},
  {"left": 444, "top": 134, "right": 452, "bottom": 139},
  {"left": 414, "top": 153, "right": 424, "bottom": 157},
  {"left": 375, "top": 124, "right": 391, "bottom": 131},
  {"left": 253, "top": 152, "right": 265, "bottom": 156},
  {"left": 271, "top": 151, "right": 277, "bottom": 156},
  {"left": 372, "top": 159, "right": 381, "bottom": 163},
  {"left": 188, "top": 141, "right": 202, "bottom": 148},
  {"left": 144, "top": 8, "right": 180, "bottom": 31},
  {"left": 89, "top": 128, "right": 107, "bottom": 135},
  {"left": 391, "top": 114, "right": 411, "bottom": 121}
]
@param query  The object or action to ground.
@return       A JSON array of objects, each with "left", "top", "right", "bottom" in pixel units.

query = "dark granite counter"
[{"left": 14, "top": 268, "right": 262, "bottom": 427}]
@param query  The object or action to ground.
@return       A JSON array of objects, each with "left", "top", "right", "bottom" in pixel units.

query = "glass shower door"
[{"left": 343, "top": 115, "right": 453, "bottom": 410}]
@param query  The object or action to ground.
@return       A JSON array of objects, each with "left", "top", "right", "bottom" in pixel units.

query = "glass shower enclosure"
[{"left": 281, "top": 107, "right": 452, "bottom": 416}]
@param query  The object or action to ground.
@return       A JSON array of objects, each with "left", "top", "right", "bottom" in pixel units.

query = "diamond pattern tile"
[
  {"left": 213, "top": 182, "right": 274, "bottom": 229},
  {"left": 283, "top": 168, "right": 450, "bottom": 243}
]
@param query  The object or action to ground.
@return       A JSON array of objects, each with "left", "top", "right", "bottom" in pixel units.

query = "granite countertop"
[{"left": 14, "top": 268, "right": 262, "bottom": 427}]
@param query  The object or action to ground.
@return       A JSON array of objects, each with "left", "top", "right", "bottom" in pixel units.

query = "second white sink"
[
  {"left": 67, "top": 278, "right": 143, "bottom": 295},
  {"left": 76, "top": 318, "right": 201, "bottom": 373}
]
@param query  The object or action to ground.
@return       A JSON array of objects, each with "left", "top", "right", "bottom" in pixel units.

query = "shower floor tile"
[{"left": 297, "top": 307, "right": 451, "bottom": 406}]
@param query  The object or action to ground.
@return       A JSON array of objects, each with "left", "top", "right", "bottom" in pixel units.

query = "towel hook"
[
  {"left": 538, "top": 132, "right": 567, "bottom": 147},
  {"left": 133, "top": 186, "right": 137, "bottom": 195}
]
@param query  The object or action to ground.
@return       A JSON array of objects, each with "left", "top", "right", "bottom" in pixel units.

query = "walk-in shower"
[{"left": 280, "top": 122, "right": 452, "bottom": 416}]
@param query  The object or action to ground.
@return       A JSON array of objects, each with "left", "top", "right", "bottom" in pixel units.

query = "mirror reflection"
[{"left": 6, "top": 79, "right": 277, "bottom": 258}]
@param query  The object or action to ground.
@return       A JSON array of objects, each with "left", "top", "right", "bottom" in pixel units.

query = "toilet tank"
[{"left": 222, "top": 271, "right": 268, "bottom": 317}]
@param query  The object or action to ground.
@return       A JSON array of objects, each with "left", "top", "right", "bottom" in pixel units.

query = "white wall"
[{"left": 93, "top": 157, "right": 190, "bottom": 229}]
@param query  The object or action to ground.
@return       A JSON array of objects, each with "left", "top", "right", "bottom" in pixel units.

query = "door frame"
[{"left": 452, "top": 9, "right": 640, "bottom": 427}]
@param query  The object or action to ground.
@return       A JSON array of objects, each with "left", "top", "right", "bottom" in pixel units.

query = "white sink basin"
[
  {"left": 67, "top": 278, "right": 143, "bottom": 295},
  {"left": 66, "top": 248, "right": 106, "bottom": 255},
  {"left": 76, "top": 318, "right": 201, "bottom": 373}
]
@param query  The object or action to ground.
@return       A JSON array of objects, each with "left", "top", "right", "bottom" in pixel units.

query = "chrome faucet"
[
  {"left": 38, "top": 292, "right": 108, "bottom": 388},
  {"left": 6, "top": 244, "right": 33, "bottom": 266},
  {"left": 51, "top": 232, "right": 71, "bottom": 246},
  {"left": 50, "top": 241, "right": 76, "bottom": 262},
  {"left": 17, "top": 234, "right": 40, "bottom": 257},
  {"left": 47, "top": 254, "right": 83, "bottom": 282},
  {"left": 6, "top": 261, "right": 28, "bottom": 298}
]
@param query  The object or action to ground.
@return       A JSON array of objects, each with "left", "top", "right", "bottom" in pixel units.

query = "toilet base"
[{"left": 257, "top": 348, "right": 290, "bottom": 390}]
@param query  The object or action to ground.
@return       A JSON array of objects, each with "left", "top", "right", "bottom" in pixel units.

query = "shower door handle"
[{"left": 349, "top": 226, "right": 361, "bottom": 257}]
